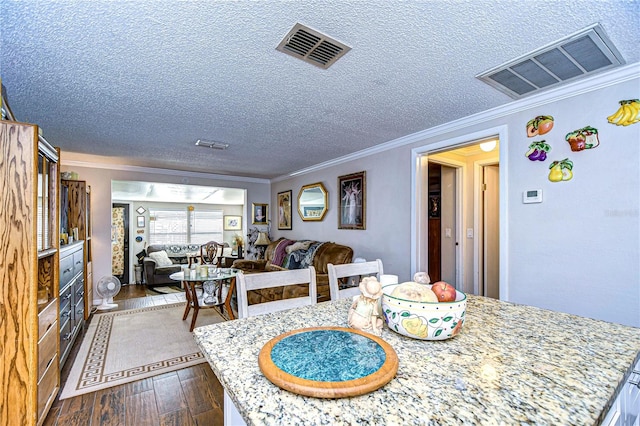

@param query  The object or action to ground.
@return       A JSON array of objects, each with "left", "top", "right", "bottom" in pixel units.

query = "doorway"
[
  {"left": 412, "top": 127, "right": 505, "bottom": 298},
  {"left": 427, "top": 162, "right": 459, "bottom": 286},
  {"left": 112, "top": 203, "right": 130, "bottom": 284}
]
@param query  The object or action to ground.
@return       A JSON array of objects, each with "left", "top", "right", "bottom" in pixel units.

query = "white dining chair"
[
  {"left": 226, "top": 266, "right": 317, "bottom": 426},
  {"left": 327, "top": 259, "right": 384, "bottom": 301},
  {"left": 235, "top": 266, "right": 317, "bottom": 319}
]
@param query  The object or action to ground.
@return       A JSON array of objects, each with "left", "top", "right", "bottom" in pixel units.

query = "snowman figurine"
[{"left": 348, "top": 277, "right": 384, "bottom": 336}]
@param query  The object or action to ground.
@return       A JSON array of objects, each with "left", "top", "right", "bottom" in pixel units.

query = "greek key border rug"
[{"left": 60, "top": 302, "right": 224, "bottom": 399}]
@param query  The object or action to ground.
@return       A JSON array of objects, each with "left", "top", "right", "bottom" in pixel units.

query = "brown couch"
[{"left": 232, "top": 238, "right": 353, "bottom": 304}]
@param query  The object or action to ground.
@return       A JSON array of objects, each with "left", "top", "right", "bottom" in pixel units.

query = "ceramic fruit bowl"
[{"left": 381, "top": 284, "right": 467, "bottom": 340}]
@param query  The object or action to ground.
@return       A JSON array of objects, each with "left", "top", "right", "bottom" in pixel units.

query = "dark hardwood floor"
[{"left": 43, "top": 284, "right": 224, "bottom": 426}]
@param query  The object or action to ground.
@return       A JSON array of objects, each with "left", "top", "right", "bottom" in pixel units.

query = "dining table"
[
  {"left": 192, "top": 295, "right": 640, "bottom": 425},
  {"left": 170, "top": 268, "right": 237, "bottom": 331}
]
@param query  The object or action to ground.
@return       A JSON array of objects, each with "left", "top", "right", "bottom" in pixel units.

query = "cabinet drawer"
[
  {"left": 37, "top": 353, "right": 59, "bottom": 421},
  {"left": 74, "top": 277, "right": 85, "bottom": 299},
  {"left": 73, "top": 297, "right": 85, "bottom": 324},
  {"left": 60, "top": 254, "right": 75, "bottom": 288},
  {"left": 59, "top": 283, "right": 73, "bottom": 317},
  {"left": 73, "top": 249, "right": 84, "bottom": 274},
  {"left": 59, "top": 316, "right": 72, "bottom": 364},
  {"left": 38, "top": 298, "right": 58, "bottom": 337},
  {"left": 38, "top": 320, "right": 58, "bottom": 380}
]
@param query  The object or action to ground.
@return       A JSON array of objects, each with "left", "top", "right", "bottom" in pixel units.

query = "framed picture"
[
  {"left": 338, "top": 171, "right": 366, "bottom": 230},
  {"left": 137, "top": 216, "right": 145, "bottom": 228},
  {"left": 277, "top": 190, "right": 292, "bottom": 230},
  {"left": 224, "top": 215, "right": 242, "bottom": 231},
  {"left": 252, "top": 203, "right": 268, "bottom": 225}
]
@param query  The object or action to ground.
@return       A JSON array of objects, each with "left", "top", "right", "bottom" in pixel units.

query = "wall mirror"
[{"left": 297, "top": 182, "right": 328, "bottom": 221}]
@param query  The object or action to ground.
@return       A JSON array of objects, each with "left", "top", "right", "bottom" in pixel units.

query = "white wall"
[
  {"left": 503, "top": 77, "right": 639, "bottom": 327},
  {"left": 272, "top": 65, "right": 639, "bottom": 327}
]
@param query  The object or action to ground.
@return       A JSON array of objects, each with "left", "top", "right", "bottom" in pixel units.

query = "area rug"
[
  {"left": 146, "top": 285, "right": 184, "bottom": 295},
  {"left": 60, "top": 302, "right": 223, "bottom": 399}
]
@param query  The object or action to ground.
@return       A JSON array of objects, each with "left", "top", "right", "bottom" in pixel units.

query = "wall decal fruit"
[
  {"left": 548, "top": 158, "right": 573, "bottom": 182},
  {"left": 607, "top": 99, "right": 640, "bottom": 126},
  {"left": 565, "top": 126, "right": 599, "bottom": 151},
  {"left": 526, "top": 115, "right": 554, "bottom": 137},
  {"left": 525, "top": 140, "right": 551, "bottom": 161}
]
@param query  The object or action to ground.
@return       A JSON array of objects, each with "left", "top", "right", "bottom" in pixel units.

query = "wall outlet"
[{"left": 467, "top": 228, "right": 474, "bottom": 238}]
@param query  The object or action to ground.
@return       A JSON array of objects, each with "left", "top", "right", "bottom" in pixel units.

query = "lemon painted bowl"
[{"left": 381, "top": 284, "right": 467, "bottom": 340}]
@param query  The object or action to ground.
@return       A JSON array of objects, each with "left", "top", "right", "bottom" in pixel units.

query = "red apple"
[{"left": 431, "top": 281, "right": 457, "bottom": 302}]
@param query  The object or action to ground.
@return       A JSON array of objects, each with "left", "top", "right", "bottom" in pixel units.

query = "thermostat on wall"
[{"left": 523, "top": 189, "right": 542, "bottom": 204}]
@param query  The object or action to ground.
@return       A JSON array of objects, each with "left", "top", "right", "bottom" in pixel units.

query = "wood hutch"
[
  {"left": 60, "top": 179, "right": 93, "bottom": 322},
  {"left": 1, "top": 119, "right": 60, "bottom": 425}
]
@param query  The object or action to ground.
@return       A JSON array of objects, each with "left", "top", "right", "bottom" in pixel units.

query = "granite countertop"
[{"left": 193, "top": 295, "right": 640, "bottom": 425}]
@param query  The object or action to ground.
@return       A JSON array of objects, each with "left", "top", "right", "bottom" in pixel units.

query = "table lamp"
[{"left": 255, "top": 231, "right": 271, "bottom": 259}]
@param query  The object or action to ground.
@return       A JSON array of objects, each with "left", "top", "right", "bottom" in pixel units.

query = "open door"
[
  {"left": 427, "top": 162, "right": 458, "bottom": 287},
  {"left": 481, "top": 164, "right": 500, "bottom": 298}
]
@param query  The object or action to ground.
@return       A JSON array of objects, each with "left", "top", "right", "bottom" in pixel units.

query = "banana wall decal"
[{"left": 607, "top": 99, "right": 640, "bottom": 126}]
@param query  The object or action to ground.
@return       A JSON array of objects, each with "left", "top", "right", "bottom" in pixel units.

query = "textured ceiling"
[{"left": 2, "top": 1, "right": 639, "bottom": 179}]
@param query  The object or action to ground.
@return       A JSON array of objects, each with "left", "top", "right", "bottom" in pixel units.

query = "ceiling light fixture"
[
  {"left": 480, "top": 140, "right": 497, "bottom": 152},
  {"left": 195, "top": 139, "right": 229, "bottom": 150}
]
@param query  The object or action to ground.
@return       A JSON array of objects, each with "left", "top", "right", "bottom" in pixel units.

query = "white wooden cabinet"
[{"left": 603, "top": 357, "right": 640, "bottom": 426}]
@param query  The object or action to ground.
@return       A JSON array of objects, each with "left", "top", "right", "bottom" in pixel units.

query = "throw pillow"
[
  {"left": 135, "top": 249, "right": 147, "bottom": 264},
  {"left": 285, "top": 241, "right": 312, "bottom": 254},
  {"left": 148, "top": 250, "right": 173, "bottom": 267}
]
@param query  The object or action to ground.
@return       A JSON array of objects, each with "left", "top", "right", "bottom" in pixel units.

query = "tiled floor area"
[{"left": 43, "top": 285, "right": 224, "bottom": 426}]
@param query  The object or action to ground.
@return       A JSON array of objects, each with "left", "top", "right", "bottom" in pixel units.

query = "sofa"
[
  {"left": 143, "top": 243, "right": 235, "bottom": 287},
  {"left": 232, "top": 238, "right": 353, "bottom": 304},
  {"left": 143, "top": 244, "right": 199, "bottom": 287}
]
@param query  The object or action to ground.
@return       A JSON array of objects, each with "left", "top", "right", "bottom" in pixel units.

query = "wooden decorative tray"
[{"left": 258, "top": 326, "right": 398, "bottom": 398}]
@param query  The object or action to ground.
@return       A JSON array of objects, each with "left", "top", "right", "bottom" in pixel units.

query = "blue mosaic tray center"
[{"left": 270, "top": 329, "right": 386, "bottom": 382}]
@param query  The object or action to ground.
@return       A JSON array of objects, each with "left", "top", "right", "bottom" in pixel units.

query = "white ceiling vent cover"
[
  {"left": 195, "top": 139, "right": 229, "bottom": 150},
  {"left": 276, "top": 23, "right": 351, "bottom": 69},
  {"left": 476, "top": 24, "right": 625, "bottom": 99}
]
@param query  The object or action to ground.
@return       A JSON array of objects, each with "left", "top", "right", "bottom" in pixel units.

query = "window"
[
  {"left": 191, "top": 210, "right": 223, "bottom": 243},
  {"left": 149, "top": 208, "right": 223, "bottom": 245}
]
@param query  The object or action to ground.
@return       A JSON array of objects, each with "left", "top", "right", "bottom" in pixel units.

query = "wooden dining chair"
[
  {"left": 327, "top": 259, "right": 384, "bottom": 300},
  {"left": 235, "top": 267, "right": 317, "bottom": 319},
  {"left": 200, "top": 241, "right": 225, "bottom": 266}
]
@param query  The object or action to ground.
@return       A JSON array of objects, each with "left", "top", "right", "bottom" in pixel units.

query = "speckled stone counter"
[{"left": 193, "top": 296, "right": 640, "bottom": 425}]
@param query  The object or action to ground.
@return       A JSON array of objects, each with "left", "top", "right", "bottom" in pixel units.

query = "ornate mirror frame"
[{"left": 297, "top": 182, "right": 328, "bottom": 221}]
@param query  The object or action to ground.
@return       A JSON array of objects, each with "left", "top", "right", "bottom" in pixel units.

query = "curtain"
[{"left": 112, "top": 207, "right": 125, "bottom": 276}]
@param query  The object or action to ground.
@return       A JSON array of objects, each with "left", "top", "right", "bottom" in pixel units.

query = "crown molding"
[
  {"left": 275, "top": 61, "right": 639, "bottom": 181},
  {"left": 61, "top": 160, "right": 270, "bottom": 184}
]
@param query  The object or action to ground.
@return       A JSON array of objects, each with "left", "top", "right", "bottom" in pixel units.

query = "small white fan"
[{"left": 96, "top": 276, "right": 121, "bottom": 310}]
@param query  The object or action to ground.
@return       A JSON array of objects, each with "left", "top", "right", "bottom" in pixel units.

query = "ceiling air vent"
[
  {"left": 195, "top": 139, "right": 229, "bottom": 150},
  {"left": 276, "top": 23, "right": 351, "bottom": 69},
  {"left": 476, "top": 24, "right": 625, "bottom": 99}
]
